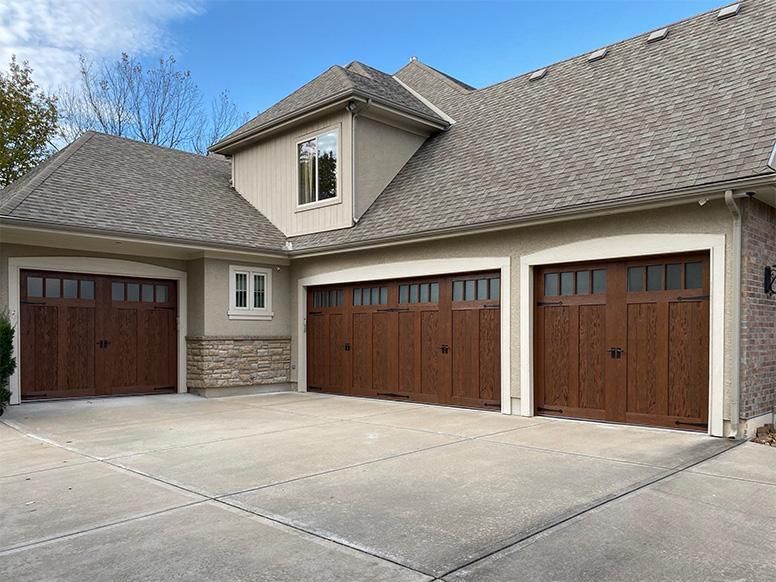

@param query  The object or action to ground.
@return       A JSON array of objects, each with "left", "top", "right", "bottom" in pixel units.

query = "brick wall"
[
  {"left": 186, "top": 336, "right": 291, "bottom": 390},
  {"left": 740, "top": 197, "right": 776, "bottom": 419}
]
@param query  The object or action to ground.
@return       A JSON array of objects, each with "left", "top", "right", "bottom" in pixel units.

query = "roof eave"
[
  {"left": 288, "top": 173, "right": 776, "bottom": 257},
  {"left": 210, "top": 90, "right": 449, "bottom": 155},
  {"left": 0, "top": 216, "right": 289, "bottom": 258}
]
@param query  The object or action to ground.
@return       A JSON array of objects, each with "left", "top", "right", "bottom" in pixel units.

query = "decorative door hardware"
[
  {"left": 96, "top": 340, "right": 112, "bottom": 348},
  {"left": 439, "top": 344, "right": 450, "bottom": 354},
  {"left": 607, "top": 347, "right": 623, "bottom": 359},
  {"left": 344, "top": 342, "right": 351, "bottom": 352}
]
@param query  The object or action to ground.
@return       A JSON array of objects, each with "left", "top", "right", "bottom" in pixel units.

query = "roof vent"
[
  {"left": 647, "top": 27, "right": 669, "bottom": 43},
  {"left": 717, "top": 3, "right": 740, "bottom": 20},
  {"left": 529, "top": 68, "right": 547, "bottom": 81},
  {"left": 587, "top": 48, "right": 608, "bottom": 62},
  {"left": 409, "top": 56, "right": 418, "bottom": 62}
]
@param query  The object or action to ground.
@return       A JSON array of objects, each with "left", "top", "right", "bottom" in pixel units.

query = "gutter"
[
  {"left": 724, "top": 189, "right": 742, "bottom": 438},
  {"left": 288, "top": 174, "right": 776, "bottom": 257},
  {"left": 0, "top": 216, "right": 289, "bottom": 260}
]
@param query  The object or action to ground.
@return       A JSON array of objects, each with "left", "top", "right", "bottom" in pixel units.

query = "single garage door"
[
  {"left": 20, "top": 270, "right": 177, "bottom": 400},
  {"left": 306, "top": 271, "right": 501, "bottom": 410},
  {"left": 534, "top": 252, "right": 710, "bottom": 431}
]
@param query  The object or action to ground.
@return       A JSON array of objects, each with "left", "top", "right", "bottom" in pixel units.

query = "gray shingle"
[
  {"left": 213, "top": 62, "right": 447, "bottom": 149},
  {"left": 289, "top": 0, "right": 776, "bottom": 251},
  {"left": 0, "top": 132, "right": 286, "bottom": 252}
]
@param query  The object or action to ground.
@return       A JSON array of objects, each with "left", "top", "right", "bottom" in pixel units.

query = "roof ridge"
[
  {"left": 1, "top": 131, "right": 96, "bottom": 216},
  {"left": 397, "top": 59, "right": 475, "bottom": 93},
  {"left": 477, "top": 0, "right": 739, "bottom": 92}
]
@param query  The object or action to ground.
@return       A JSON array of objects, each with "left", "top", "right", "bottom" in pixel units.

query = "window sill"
[
  {"left": 227, "top": 311, "right": 274, "bottom": 321},
  {"left": 295, "top": 196, "right": 341, "bottom": 213}
]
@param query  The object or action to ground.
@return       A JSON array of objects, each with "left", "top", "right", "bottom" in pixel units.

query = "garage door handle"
[
  {"left": 607, "top": 347, "right": 623, "bottom": 359},
  {"left": 439, "top": 344, "right": 449, "bottom": 354}
]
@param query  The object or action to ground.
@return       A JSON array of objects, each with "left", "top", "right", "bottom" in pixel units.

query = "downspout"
[{"left": 724, "top": 189, "right": 741, "bottom": 438}]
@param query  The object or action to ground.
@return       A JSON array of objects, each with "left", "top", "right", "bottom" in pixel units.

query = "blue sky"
[{"left": 3, "top": 0, "right": 724, "bottom": 117}]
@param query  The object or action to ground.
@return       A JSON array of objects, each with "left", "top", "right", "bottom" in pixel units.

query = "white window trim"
[
  {"left": 228, "top": 265, "right": 273, "bottom": 320},
  {"left": 295, "top": 125, "right": 341, "bottom": 212}
]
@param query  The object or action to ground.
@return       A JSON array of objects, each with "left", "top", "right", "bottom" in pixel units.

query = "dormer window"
[{"left": 297, "top": 129, "right": 338, "bottom": 206}]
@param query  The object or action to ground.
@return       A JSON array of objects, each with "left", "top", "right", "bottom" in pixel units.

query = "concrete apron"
[{"left": 1, "top": 393, "right": 771, "bottom": 581}]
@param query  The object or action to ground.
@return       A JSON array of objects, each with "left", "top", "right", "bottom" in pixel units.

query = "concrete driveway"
[{"left": 1, "top": 393, "right": 774, "bottom": 581}]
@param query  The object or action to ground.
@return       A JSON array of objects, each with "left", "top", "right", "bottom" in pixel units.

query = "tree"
[
  {"left": 59, "top": 53, "right": 247, "bottom": 154},
  {"left": 0, "top": 56, "right": 58, "bottom": 187}
]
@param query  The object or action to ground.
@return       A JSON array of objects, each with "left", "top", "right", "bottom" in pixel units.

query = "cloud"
[{"left": 0, "top": 0, "right": 204, "bottom": 90}]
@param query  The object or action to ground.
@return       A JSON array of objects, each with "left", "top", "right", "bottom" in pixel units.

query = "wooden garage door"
[
  {"left": 306, "top": 272, "right": 501, "bottom": 410},
  {"left": 534, "top": 253, "right": 710, "bottom": 430},
  {"left": 20, "top": 270, "right": 177, "bottom": 400}
]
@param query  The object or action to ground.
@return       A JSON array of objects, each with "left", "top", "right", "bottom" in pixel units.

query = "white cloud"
[{"left": 0, "top": 0, "right": 204, "bottom": 90}]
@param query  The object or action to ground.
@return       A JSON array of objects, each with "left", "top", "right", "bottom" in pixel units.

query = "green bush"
[{"left": 0, "top": 308, "right": 15, "bottom": 409}]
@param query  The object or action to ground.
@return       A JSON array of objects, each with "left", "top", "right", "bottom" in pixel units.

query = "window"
[
  {"left": 544, "top": 270, "right": 606, "bottom": 296},
  {"left": 453, "top": 277, "right": 500, "bottom": 302},
  {"left": 313, "top": 288, "right": 344, "bottom": 308},
  {"left": 399, "top": 282, "right": 439, "bottom": 305},
  {"left": 298, "top": 130, "right": 338, "bottom": 206},
  {"left": 353, "top": 287, "right": 387, "bottom": 306},
  {"left": 229, "top": 265, "right": 273, "bottom": 320}
]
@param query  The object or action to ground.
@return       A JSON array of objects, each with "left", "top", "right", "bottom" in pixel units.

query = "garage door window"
[
  {"left": 399, "top": 282, "right": 439, "bottom": 304},
  {"left": 229, "top": 265, "right": 273, "bottom": 319},
  {"left": 453, "top": 277, "right": 499, "bottom": 301}
]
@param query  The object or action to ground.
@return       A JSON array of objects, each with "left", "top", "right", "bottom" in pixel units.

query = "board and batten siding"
[{"left": 232, "top": 111, "right": 353, "bottom": 237}]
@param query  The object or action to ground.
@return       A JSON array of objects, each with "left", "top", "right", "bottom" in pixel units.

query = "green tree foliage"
[{"left": 0, "top": 56, "right": 58, "bottom": 187}]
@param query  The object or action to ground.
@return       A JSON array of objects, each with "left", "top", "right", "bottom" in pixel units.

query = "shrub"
[{"left": 0, "top": 308, "right": 15, "bottom": 409}]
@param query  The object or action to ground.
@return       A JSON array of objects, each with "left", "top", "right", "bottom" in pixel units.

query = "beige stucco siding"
[
  {"left": 289, "top": 200, "right": 736, "bottom": 420},
  {"left": 232, "top": 110, "right": 353, "bottom": 237},
  {"left": 200, "top": 258, "right": 291, "bottom": 337},
  {"left": 354, "top": 115, "right": 426, "bottom": 219}
]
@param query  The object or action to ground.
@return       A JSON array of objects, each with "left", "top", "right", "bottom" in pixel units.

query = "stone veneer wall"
[
  {"left": 187, "top": 336, "right": 291, "bottom": 390},
  {"left": 740, "top": 197, "right": 776, "bottom": 420}
]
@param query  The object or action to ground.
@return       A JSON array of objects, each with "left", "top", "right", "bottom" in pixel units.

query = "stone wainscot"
[{"left": 186, "top": 336, "right": 292, "bottom": 397}]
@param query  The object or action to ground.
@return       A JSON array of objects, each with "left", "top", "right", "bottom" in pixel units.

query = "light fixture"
[{"left": 765, "top": 266, "right": 776, "bottom": 296}]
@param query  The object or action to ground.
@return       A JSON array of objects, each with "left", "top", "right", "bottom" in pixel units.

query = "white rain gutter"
[{"left": 724, "top": 189, "right": 741, "bottom": 438}]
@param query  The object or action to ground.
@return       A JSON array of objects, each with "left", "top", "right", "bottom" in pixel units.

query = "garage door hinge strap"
[{"left": 676, "top": 295, "right": 710, "bottom": 302}]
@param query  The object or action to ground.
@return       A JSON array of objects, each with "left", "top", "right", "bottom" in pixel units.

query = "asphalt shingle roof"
[
  {"left": 289, "top": 0, "right": 776, "bottom": 251},
  {"left": 0, "top": 132, "right": 287, "bottom": 252},
  {"left": 214, "top": 61, "right": 447, "bottom": 149}
]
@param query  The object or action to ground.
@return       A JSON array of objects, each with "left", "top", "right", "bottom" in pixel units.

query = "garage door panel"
[
  {"left": 420, "top": 310, "right": 447, "bottom": 400},
  {"left": 626, "top": 303, "right": 666, "bottom": 416},
  {"left": 106, "top": 308, "right": 139, "bottom": 392},
  {"left": 352, "top": 313, "right": 373, "bottom": 395},
  {"left": 542, "top": 306, "right": 571, "bottom": 407},
  {"left": 140, "top": 309, "right": 176, "bottom": 389},
  {"left": 61, "top": 306, "right": 96, "bottom": 393},
  {"left": 328, "top": 314, "right": 347, "bottom": 390},
  {"left": 397, "top": 311, "right": 420, "bottom": 394},
  {"left": 21, "top": 305, "right": 59, "bottom": 397},
  {"left": 306, "top": 314, "right": 329, "bottom": 389},
  {"left": 372, "top": 312, "right": 399, "bottom": 392},
  {"left": 578, "top": 305, "right": 606, "bottom": 410},
  {"left": 668, "top": 301, "right": 708, "bottom": 421},
  {"left": 452, "top": 310, "right": 479, "bottom": 400},
  {"left": 478, "top": 308, "right": 500, "bottom": 403}
]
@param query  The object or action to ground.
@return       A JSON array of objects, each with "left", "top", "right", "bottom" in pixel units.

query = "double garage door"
[
  {"left": 535, "top": 252, "right": 710, "bottom": 431},
  {"left": 306, "top": 271, "right": 501, "bottom": 410},
  {"left": 20, "top": 270, "right": 177, "bottom": 400}
]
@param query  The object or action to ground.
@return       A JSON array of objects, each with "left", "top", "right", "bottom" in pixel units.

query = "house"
[{"left": 1, "top": 1, "right": 774, "bottom": 438}]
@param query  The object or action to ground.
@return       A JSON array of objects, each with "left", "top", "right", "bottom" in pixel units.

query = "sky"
[{"left": 1, "top": 0, "right": 725, "bottom": 119}]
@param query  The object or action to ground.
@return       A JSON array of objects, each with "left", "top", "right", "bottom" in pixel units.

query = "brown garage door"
[
  {"left": 534, "top": 252, "right": 710, "bottom": 431},
  {"left": 307, "top": 271, "right": 501, "bottom": 410},
  {"left": 20, "top": 270, "right": 177, "bottom": 400}
]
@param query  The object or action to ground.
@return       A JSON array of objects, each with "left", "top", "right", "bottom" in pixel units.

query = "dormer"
[{"left": 210, "top": 61, "right": 451, "bottom": 237}]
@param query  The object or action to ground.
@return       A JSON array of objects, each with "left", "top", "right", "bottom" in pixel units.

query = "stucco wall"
[
  {"left": 740, "top": 197, "right": 776, "bottom": 419},
  {"left": 354, "top": 115, "right": 426, "bottom": 219},
  {"left": 289, "top": 200, "right": 737, "bottom": 420},
  {"left": 200, "top": 258, "right": 291, "bottom": 337}
]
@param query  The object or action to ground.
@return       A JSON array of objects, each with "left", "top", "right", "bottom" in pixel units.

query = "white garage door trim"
[
  {"left": 297, "top": 257, "right": 512, "bottom": 413},
  {"left": 7, "top": 257, "right": 188, "bottom": 405},
  {"left": 519, "top": 234, "right": 726, "bottom": 436}
]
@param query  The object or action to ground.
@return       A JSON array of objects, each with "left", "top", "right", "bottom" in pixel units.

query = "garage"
[
  {"left": 306, "top": 271, "right": 501, "bottom": 410},
  {"left": 20, "top": 270, "right": 178, "bottom": 400},
  {"left": 534, "top": 252, "right": 710, "bottom": 431}
]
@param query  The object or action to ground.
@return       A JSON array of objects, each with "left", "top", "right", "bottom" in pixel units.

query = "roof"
[
  {"left": 212, "top": 61, "right": 448, "bottom": 151},
  {"left": 289, "top": 0, "right": 776, "bottom": 251},
  {"left": 0, "top": 132, "right": 287, "bottom": 252}
]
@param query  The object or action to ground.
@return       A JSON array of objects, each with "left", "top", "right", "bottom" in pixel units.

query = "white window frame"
[
  {"left": 295, "top": 126, "right": 341, "bottom": 212},
  {"left": 228, "top": 265, "right": 273, "bottom": 320}
]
